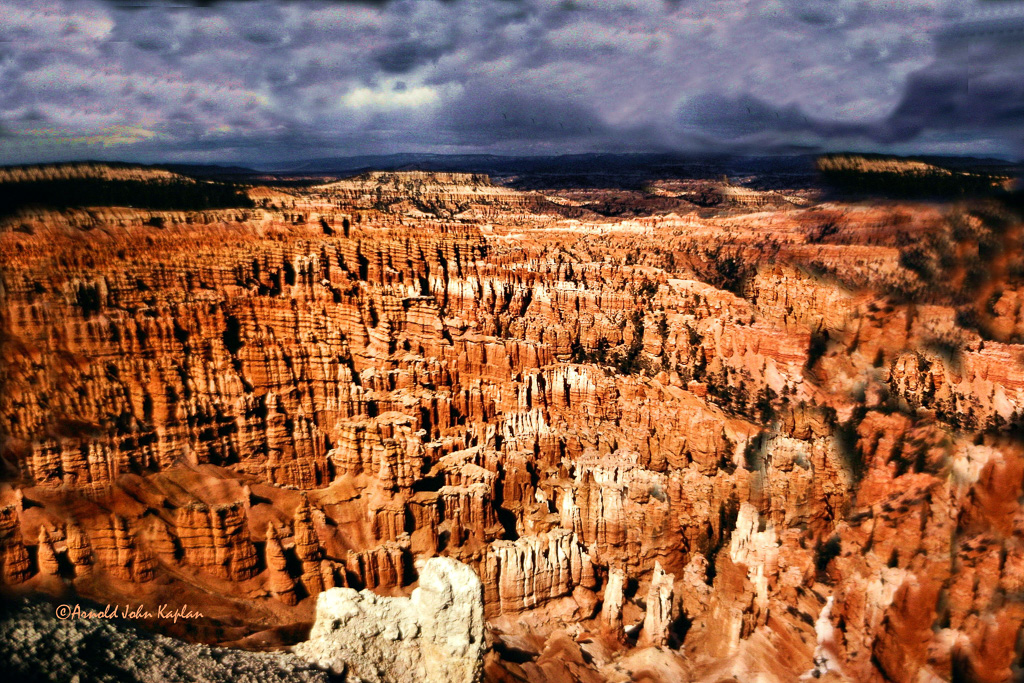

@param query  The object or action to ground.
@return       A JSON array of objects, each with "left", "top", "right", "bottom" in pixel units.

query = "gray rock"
[
  {"left": 293, "top": 557, "right": 485, "bottom": 683},
  {"left": 0, "top": 600, "right": 330, "bottom": 683}
]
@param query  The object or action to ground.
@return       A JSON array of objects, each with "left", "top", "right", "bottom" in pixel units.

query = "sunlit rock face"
[
  {"left": 2, "top": 165, "right": 1023, "bottom": 682},
  {"left": 294, "top": 556, "right": 485, "bottom": 683}
]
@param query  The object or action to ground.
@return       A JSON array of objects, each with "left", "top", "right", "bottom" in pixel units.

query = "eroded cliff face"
[{"left": 1, "top": 169, "right": 1023, "bottom": 682}]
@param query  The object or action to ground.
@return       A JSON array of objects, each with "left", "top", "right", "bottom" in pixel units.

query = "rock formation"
[
  {"left": 65, "top": 522, "right": 94, "bottom": 577},
  {"left": 0, "top": 504, "right": 31, "bottom": 584},
  {"left": 2, "top": 164, "right": 1023, "bottom": 681},
  {"left": 481, "top": 529, "right": 596, "bottom": 617},
  {"left": 265, "top": 524, "right": 299, "bottom": 605},
  {"left": 293, "top": 556, "right": 485, "bottom": 683},
  {"left": 36, "top": 527, "right": 60, "bottom": 576},
  {"left": 293, "top": 494, "right": 326, "bottom": 595},
  {"left": 639, "top": 562, "right": 676, "bottom": 648},
  {"left": 175, "top": 502, "right": 258, "bottom": 581},
  {"left": 600, "top": 567, "right": 625, "bottom": 631}
]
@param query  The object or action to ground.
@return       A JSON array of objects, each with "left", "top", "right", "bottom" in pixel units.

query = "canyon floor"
[{"left": 1, "top": 159, "right": 1023, "bottom": 682}]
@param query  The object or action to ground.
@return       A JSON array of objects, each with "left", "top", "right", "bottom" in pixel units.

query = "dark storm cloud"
[
  {"left": 677, "top": 94, "right": 810, "bottom": 139},
  {"left": 663, "top": 5, "right": 1024, "bottom": 155},
  {"left": 0, "top": 0, "right": 1021, "bottom": 164},
  {"left": 373, "top": 40, "right": 455, "bottom": 73},
  {"left": 869, "top": 17, "right": 1024, "bottom": 149},
  {"left": 108, "top": 0, "right": 396, "bottom": 6},
  {"left": 443, "top": 85, "right": 609, "bottom": 146}
]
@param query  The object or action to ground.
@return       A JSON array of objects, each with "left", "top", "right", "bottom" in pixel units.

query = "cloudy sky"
[{"left": 1, "top": 0, "right": 1022, "bottom": 166}]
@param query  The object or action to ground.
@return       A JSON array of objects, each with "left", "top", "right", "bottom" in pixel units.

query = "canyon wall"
[{"left": 1, "top": 170, "right": 1023, "bottom": 682}]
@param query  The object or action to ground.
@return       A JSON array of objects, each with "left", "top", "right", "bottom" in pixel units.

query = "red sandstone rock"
[
  {"left": 36, "top": 527, "right": 60, "bottom": 576},
  {"left": 175, "top": 502, "right": 258, "bottom": 581},
  {"left": 264, "top": 524, "right": 299, "bottom": 605},
  {"left": 481, "top": 529, "right": 596, "bottom": 618},
  {"left": 65, "top": 522, "right": 94, "bottom": 577},
  {"left": 0, "top": 504, "right": 31, "bottom": 584}
]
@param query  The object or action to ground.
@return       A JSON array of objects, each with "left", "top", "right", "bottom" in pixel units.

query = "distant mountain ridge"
[
  {"left": 0, "top": 162, "right": 190, "bottom": 184},
  {"left": 261, "top": 151, "right": 1020, "bottom": 174},
  {"left": 0, "top": 161, "right": 255, "bottom": 217},
  {"left": 260, "top": 152, "right": 821, "bottom": 180},
  {"left": 1, "top": 153, "right": 1019, "bottom": 190}
]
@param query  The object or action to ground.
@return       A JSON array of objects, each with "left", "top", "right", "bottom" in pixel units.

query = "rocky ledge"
[
  {"left": 0, "top": 556, "right": 485, "bottom": 683},
  {"left": 0, "top": 601, "right": 329, "bottom": 683},
  {"left": 295, "top": 556, "right": 485, "bottom": 683}
]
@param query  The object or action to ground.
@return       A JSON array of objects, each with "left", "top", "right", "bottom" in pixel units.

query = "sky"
[{"left": 0, "top": 0, "right": 1023, "bottom": 166}]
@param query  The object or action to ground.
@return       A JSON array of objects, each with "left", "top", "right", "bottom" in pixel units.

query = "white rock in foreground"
[{"left": 294, "top": 557, "right": 485, "bottom": 683}]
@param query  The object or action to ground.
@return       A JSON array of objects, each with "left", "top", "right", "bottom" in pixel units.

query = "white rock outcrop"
[
  {"left": 640, "top": 561, "right": 676, "bottom": 647},
  {"left": 293, "top": 557, "right": 485, "bottom": 683}
]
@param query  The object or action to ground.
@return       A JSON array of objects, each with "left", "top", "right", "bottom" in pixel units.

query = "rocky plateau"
[{"left": 1, "top": 161, "right": 1023, "bottom": 682}]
